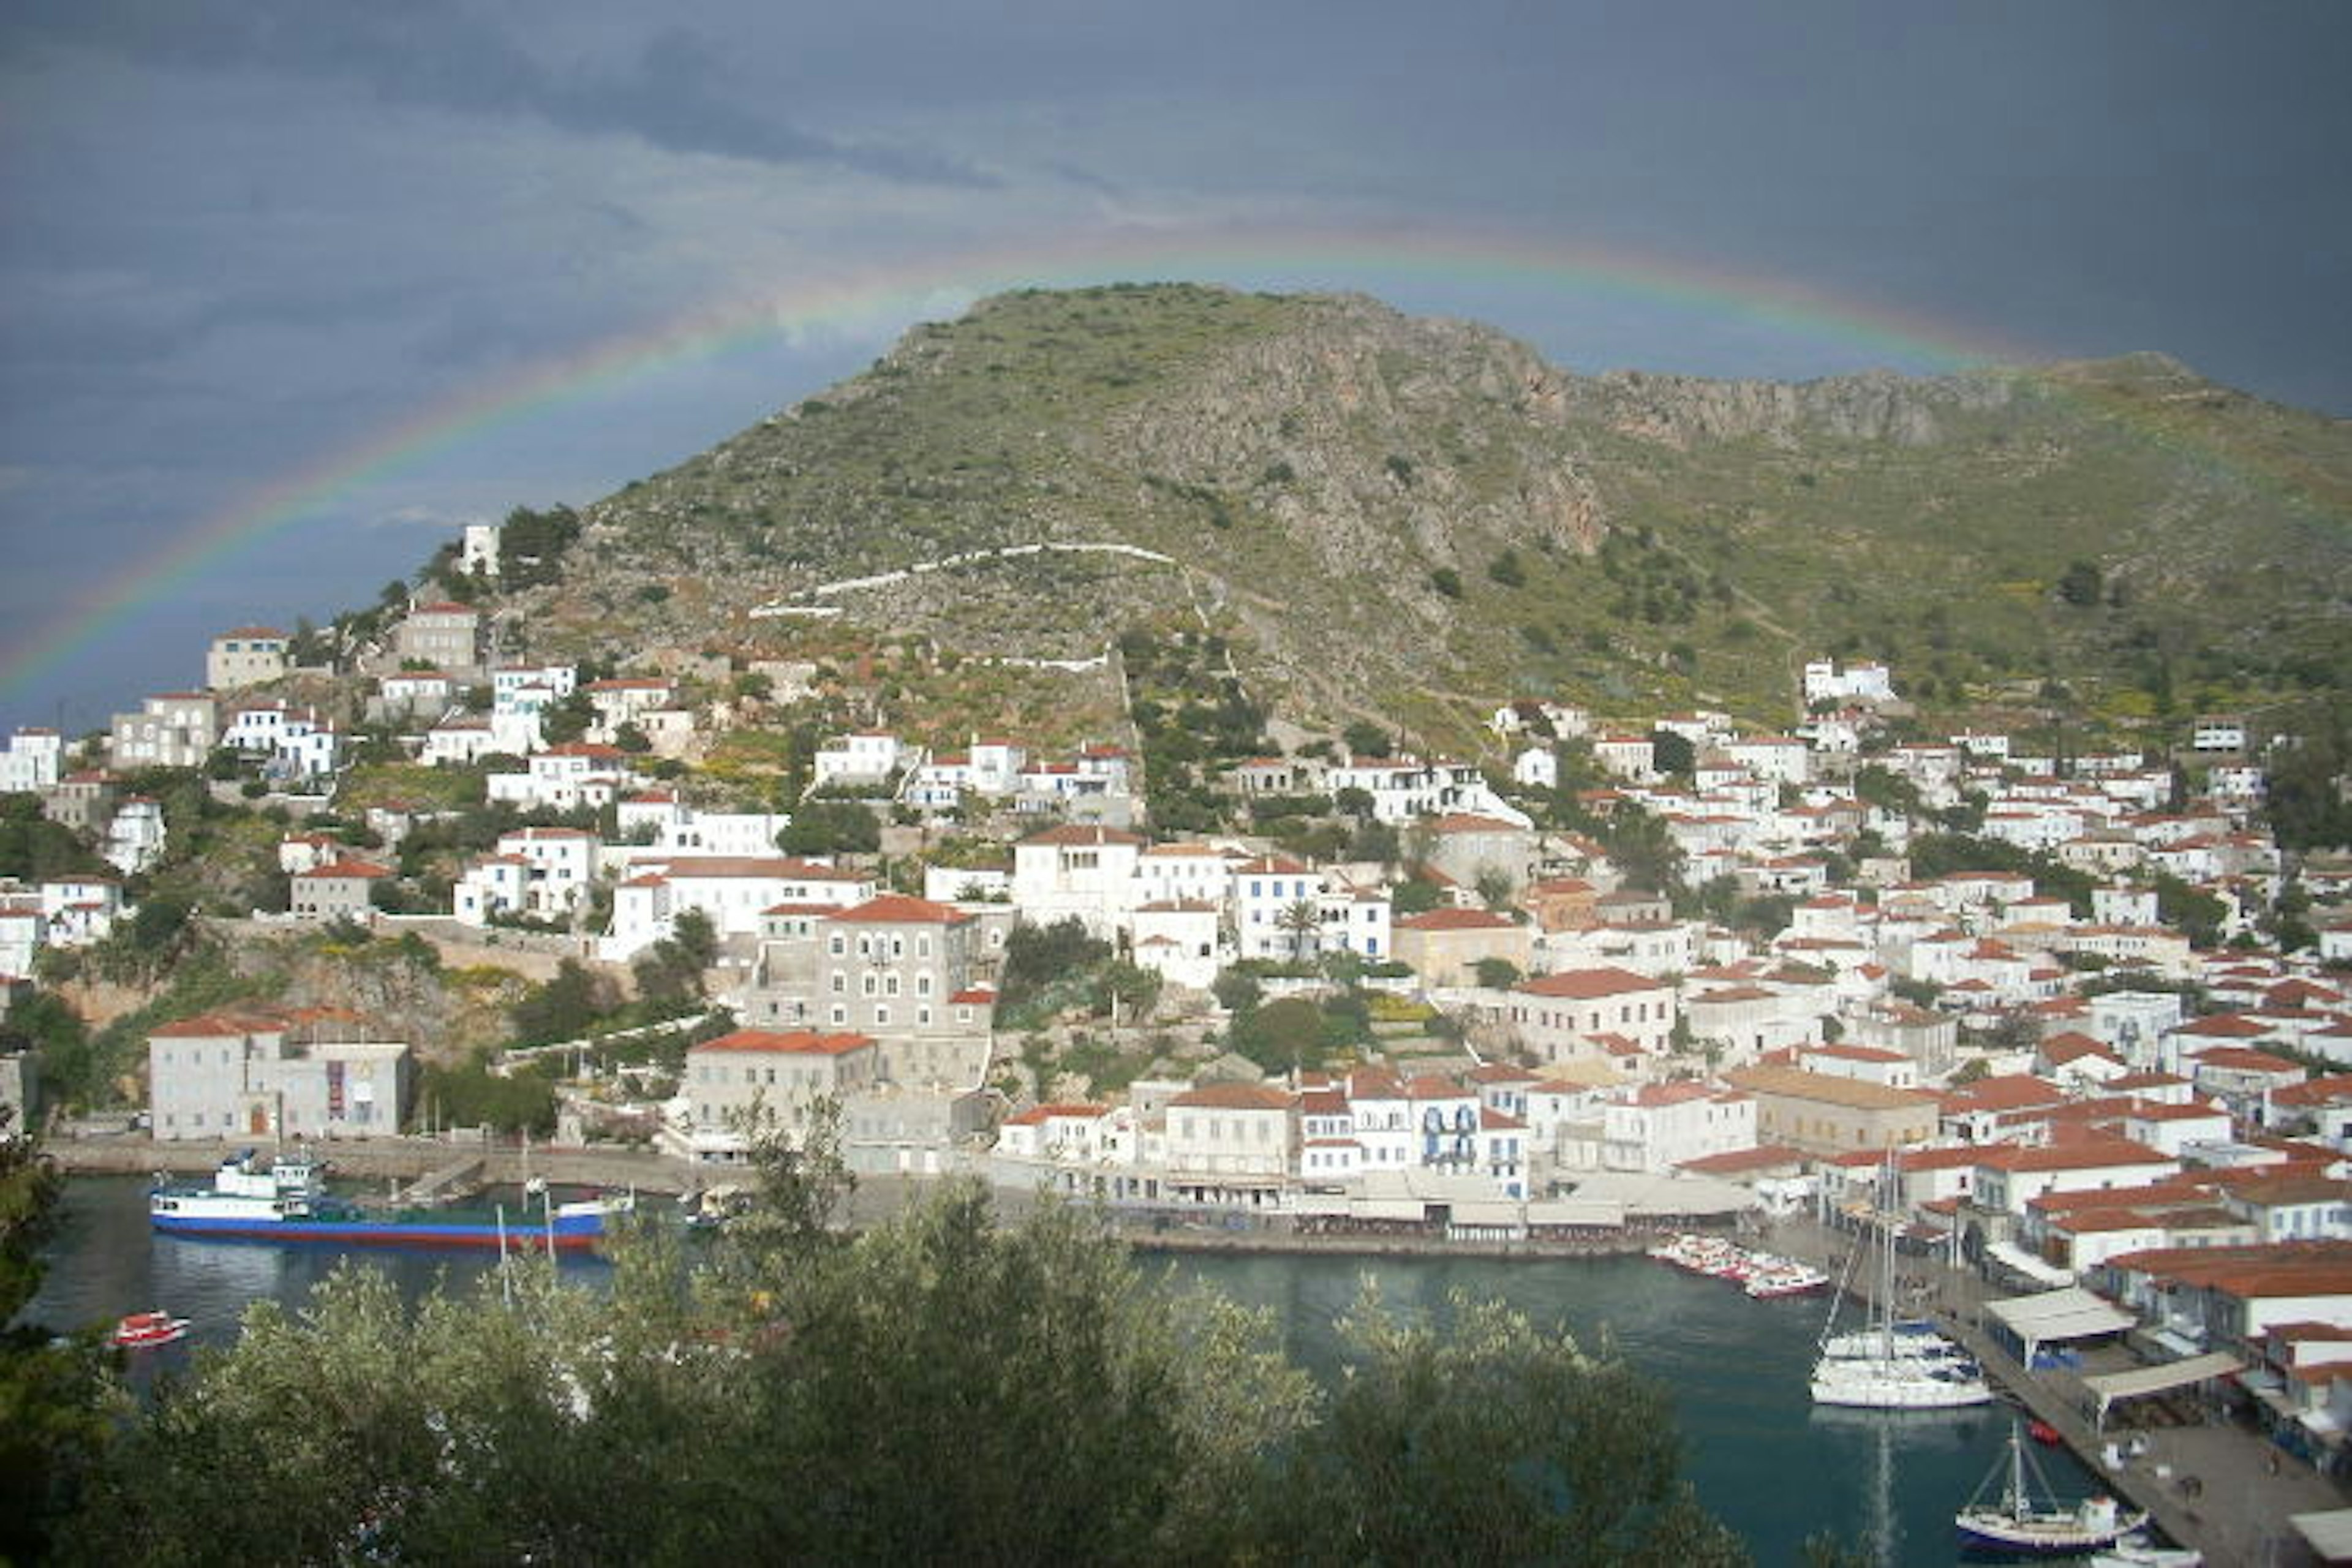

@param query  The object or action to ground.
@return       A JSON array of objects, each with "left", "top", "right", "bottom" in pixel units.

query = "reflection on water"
[
  {"left": 1172, "top": 1250, "right": 2095, "bottom": 1567},
  {"left": 32, "top": 1180, "right": 2098, "bottom": 1565}
]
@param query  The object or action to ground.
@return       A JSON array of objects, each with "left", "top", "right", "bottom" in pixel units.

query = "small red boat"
[
  {"left": 2027, "top": 1418, "right": 2064, "bottom": 1447},
  {"left": 111, "top": 1311, "right": 190, "bottom": 1349}
]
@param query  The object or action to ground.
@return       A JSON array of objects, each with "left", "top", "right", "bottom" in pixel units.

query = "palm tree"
[{"left": 1276, "top": 899, "right": 1322, "bottom": 964}]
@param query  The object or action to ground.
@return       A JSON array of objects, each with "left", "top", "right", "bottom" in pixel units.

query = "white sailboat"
[{"left": 1810, "top": 1161, "right": 1992, "bottom": 1409}]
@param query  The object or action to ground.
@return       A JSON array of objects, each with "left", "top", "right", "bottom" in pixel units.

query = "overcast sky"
[{"left": 3, "top": 1, "right": 2347, "bottom": 734}]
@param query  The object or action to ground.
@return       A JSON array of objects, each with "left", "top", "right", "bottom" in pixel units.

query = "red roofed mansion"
[
  {"left": 1504, "top": 968, "right": 1678, "bottom": 1062},
  {"left": 682, "top": 1029, "right": 879, "bottom": 1162}
]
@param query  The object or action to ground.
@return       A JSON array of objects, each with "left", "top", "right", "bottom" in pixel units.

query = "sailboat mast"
[{"left": 1875, "top": 1147, "right": 1898, "bottom": 1362}]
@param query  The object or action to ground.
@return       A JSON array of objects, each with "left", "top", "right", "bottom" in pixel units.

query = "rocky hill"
[{"left": 489, "top": 284, "right": 2352, "bottom": 741}]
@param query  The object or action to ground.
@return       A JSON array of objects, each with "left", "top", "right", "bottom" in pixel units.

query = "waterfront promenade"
[{"left": 1761, "top": 1214, "right": 2348, "bottom": 1566}]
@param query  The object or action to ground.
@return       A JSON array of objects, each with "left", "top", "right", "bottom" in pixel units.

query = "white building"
[
  {"left": 423, "top": 717, "right": 500, "bottom": 766},
  {"left": 1131, "top": 901, "right": 1226, "bottom": 992},
  {"left": 680, "top": 1028, "right": 880, "bottom": 1161},
  {"left": 110, "top": 693, "right": 219, "bottom": 769},
  {"left": 1513, "top": 746, "right": 1559, "bottom": 790},
  {"left": 1322, "top": 756, "right": 1529, "bottom": 826},
  {"left": 148, "top": 1008, "right": 411, "bottom": 1142},
  {"left": 812, "top": 733, "right": 905, "bottom": 789},
  {"left": 0, "top": 729, "right": 64, "bottom": 794},
  {"left": 603, "top": 856, "right": 874, "bottom": 959},
  {"left": 0, "top": 896, "right": 45, "bottom": 979},
  {"left": 1505, "top": 968, "right": 1679, "bottom": 1063},
  {"left": 1802, "top": 658, "right": 1895, "bottom": 707},
  {"left": 206, "top": 627, "right": 290, "bottom": 691},
  {"left": 459, "top": 521, "right": 502, "bottom": 578},
  {"left": 1231, "top": 854, "right": 1324, "bottom": 962},
  {"left": 1009, "top": 824, "right": 1146, "bottom": 940},
  {"left": 1601, "top": 1082, "right": 1756, "bottom": 1174},
  {"left": 615, "top": 794, "right": 792, "bottom": 859},
  {"left": 103, "top": 797, "right": 167, "bottom": 875},
  {"left": 485, "top": 744, "right": 640, "bottom": 812}
]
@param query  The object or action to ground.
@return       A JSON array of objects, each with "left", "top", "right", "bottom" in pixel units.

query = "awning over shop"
[
  {"left": 1525, "top": 1198, "right": 1624, "bottom": 1229},
  {"left": 2292, "top": 1507, "right": 2352, "bottom": 1564},
  {"left": 1986, "top": 1286, "right": 2136, "bottom": 1354},
  {"left": 1567, "top": 1170, "right": 1752, "bottom": 1219},
  {"left": 2081, "top": 1351, "right": 2244, "bottom": 1428},
  {"left": 1985, "top": 1240, "right": 2075, "bottom": 1288}
]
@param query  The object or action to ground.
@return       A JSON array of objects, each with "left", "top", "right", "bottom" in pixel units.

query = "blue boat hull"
[{"left": 151, "top": 1210, "right": 608, "bottom": 1251}]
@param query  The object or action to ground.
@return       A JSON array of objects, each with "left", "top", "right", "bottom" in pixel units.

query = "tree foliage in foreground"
[
  {"left": 2, "top": 1114, "right": 124, "bottom": 1563},
  {"left": 59, "top": 1123, "right": 1745, "bottom": 1567}
]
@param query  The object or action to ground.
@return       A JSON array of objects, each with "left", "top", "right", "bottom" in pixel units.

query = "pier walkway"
[{"left": 392, "top": 1156, "right": 485, "bottom": 1207}]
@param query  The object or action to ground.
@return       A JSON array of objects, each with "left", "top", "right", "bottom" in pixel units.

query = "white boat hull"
[{"left": 1811, "top": 1363, "right": 1995, "bottom": 1409}]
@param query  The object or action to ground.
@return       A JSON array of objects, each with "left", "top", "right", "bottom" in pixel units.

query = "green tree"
[
  {"left": 1347, "top": 816, "right": 1401, "bottom": 869},
  {"left": 2056, "top": 559, "right": 2103, "bottom": 608},
  {"left": 1, "top": 1110, "right": 120, "bottom": 1560},
  {"left": 0, "top": 797, "right": 103, "bottom": 883},
  {"left": 998, "top": 918, "right": 1112, "bottom": 1014},
  {"left": 1341, "top": 720, "right": 1394, "bottom": 760},
  {"left": 510, "top": 959, "right": 609, "bottom": 1046},
  {"left": 1231, "top": 995, "right": 1326, "bottom": 1075},
  {"left": 1600, "top": 805, "right": 1684, "bottom": 895},
  {"left": 538, "top": 690, "right": 597, "bottom": 746},
  {"left": 1091, "top": 959, "right": 1163, "bottom": 1024},
  {"left": 1392, "top": 878, "right": 1443, "bottom": 915},
  {"left": 1852, "top": 763, "right": 1924, "bottom": 819},
  {"left": 1212, "top": 965, "right": 1264, "bottom": 1019},
  {"left": 778, "top": 801, "right": 882, "bottom": 856},
  {"left": 1275, "top": 1287, "right": 1744, "bottom": 1566},
  {"left": 2154, "top": 872, "right": 2228, "bottom": 949},
  {"left": 66, "top": 1158, "right": 1744, "bottom": 1564},
  {"left": 497, "top": 503, "right": 582, "bottom": 589},
  {"left": 1473, "top": 956, "right": 1523, "bottom": 990}
]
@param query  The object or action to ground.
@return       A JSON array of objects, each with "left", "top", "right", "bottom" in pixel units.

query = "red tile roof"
[
  {"left": 1517, "top": 967, "right": 1664, "bottom": 1000},
  {"left": 826, "top": 893, "right": 968, "bottom": 925}
]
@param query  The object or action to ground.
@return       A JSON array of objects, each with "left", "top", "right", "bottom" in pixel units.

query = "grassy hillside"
[{"left": 496, "top": 285, "right": 2352, "bottom": 745}]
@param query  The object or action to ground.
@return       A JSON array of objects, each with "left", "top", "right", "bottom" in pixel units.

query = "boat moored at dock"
[
  {"left": 149, "top": 1150, "right": 632, "bottom": 1251},
  {"left": 1956, "top": 1421, "right": 2147, "bottom": 1556}
]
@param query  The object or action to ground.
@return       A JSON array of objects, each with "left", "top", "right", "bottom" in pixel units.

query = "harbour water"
[{"left": 28, "top": 1177, "right": 2102, "bottom": 1564}]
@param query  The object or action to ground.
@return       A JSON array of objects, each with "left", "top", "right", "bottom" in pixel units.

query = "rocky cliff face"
[{"left": 500, "top": 284, "right": 2351, "bottom": 736}]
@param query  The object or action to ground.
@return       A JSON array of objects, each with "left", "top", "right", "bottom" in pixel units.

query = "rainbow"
[{"left": 1, "top": 221, "right": 2038, "bottom": 703}]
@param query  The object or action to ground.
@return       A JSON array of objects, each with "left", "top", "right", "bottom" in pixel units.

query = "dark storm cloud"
[
  {"left": 8, "top": 0, "right": 992, "bottom": 183},
  {"left": 4, "top": 0, "right": 2352, "bottom": 734}
]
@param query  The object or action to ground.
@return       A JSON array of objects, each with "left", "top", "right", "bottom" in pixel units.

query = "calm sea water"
[{"left": 28, "top": 1177, "right": 2099, "bottom": 1564}]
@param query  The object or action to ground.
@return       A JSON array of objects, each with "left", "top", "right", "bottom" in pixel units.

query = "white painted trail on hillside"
[{"left": 750, "top": 541, "right": 1180, "bottom": 616}]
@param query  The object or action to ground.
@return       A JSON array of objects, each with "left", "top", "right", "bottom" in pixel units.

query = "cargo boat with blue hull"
[{"left": 149, "top": 1150, "right": 632, "bottom": 1252}]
